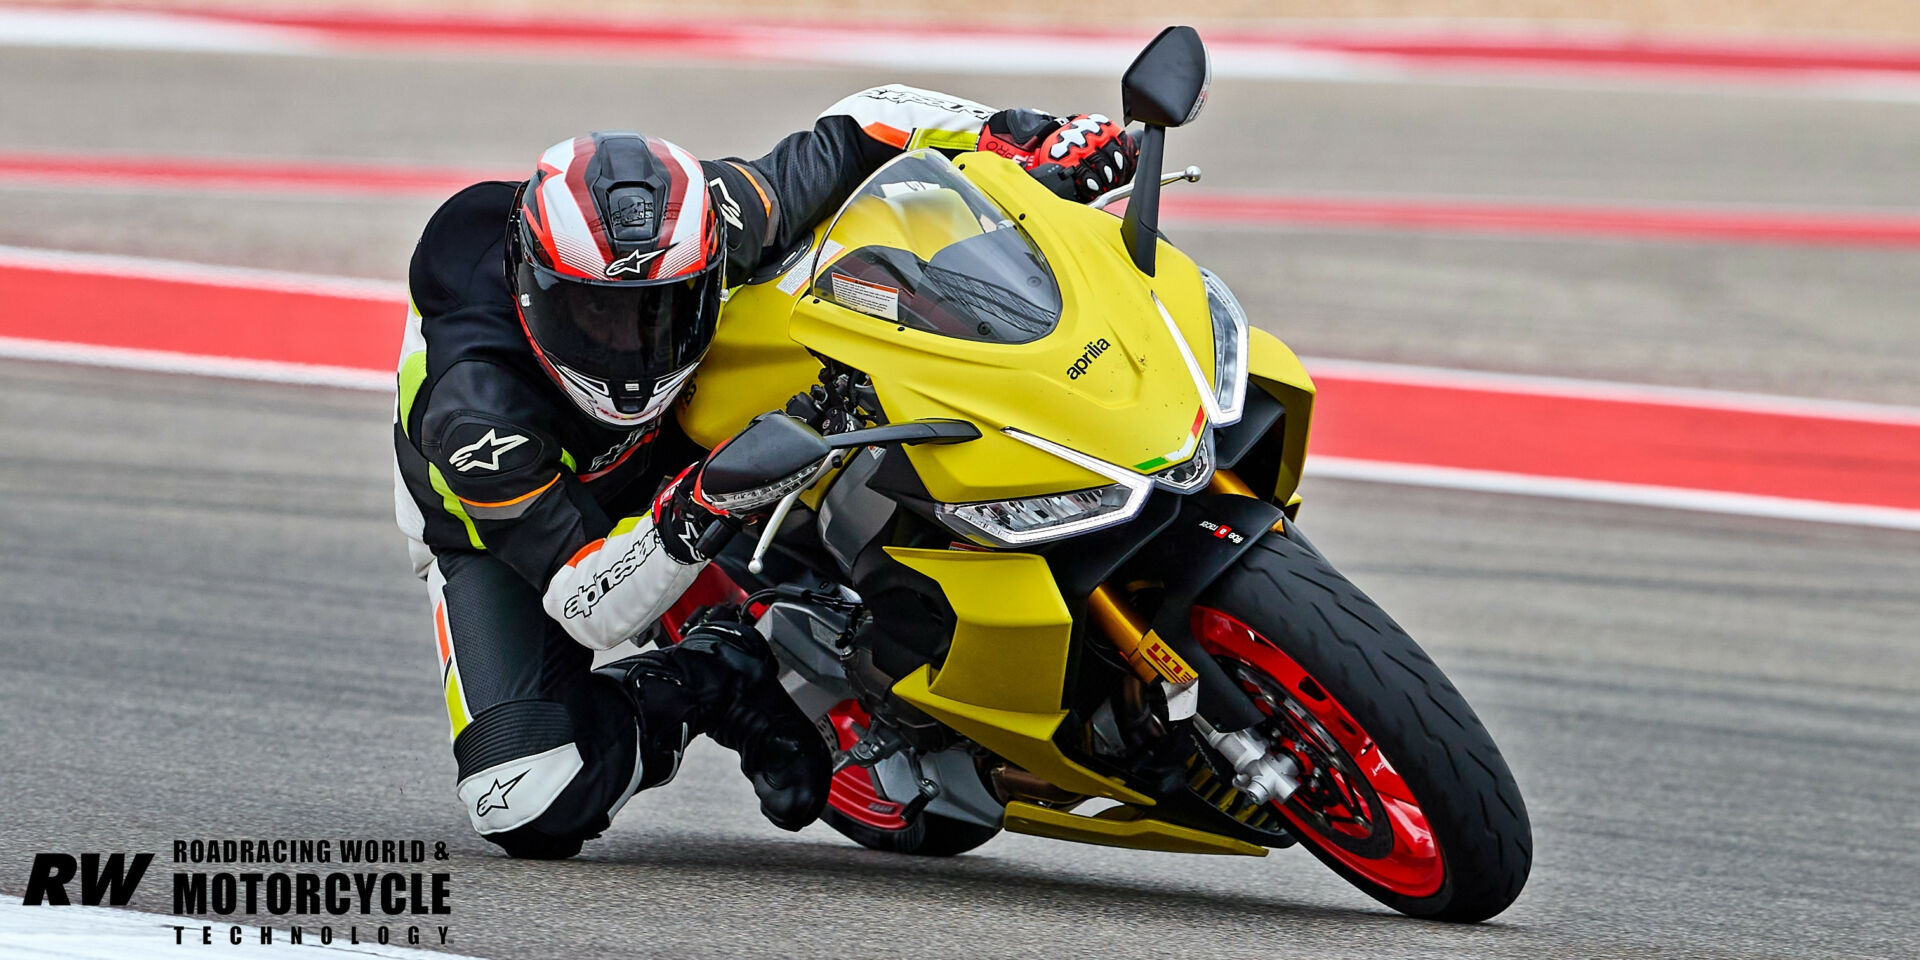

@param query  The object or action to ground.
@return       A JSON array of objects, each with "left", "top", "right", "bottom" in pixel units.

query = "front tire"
[{"left": 1195, "top": 531, "right": 1531, "bottom": 922}]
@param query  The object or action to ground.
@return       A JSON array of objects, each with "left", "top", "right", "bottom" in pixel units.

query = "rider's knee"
[{"left": 453, "top": 699, "right": 591, "bottom": 840}]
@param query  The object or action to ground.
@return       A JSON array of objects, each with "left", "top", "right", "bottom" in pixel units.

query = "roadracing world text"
[{"left": 19, "top": 838, "right": 456, "bottom": 947}]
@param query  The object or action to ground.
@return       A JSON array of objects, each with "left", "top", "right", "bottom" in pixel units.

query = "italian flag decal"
[{"left": 1135, "top": 407, "right": 1207, "bottom": 472}]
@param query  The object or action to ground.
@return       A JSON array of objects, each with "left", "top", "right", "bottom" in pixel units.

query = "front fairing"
[{"left": 790, "top": 150, "right": 1223, "bottom": 504}]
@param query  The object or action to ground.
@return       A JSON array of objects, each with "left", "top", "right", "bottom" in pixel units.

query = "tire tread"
[{"left": 1201, "top": 533, "right": 1532, "bottom": 922}]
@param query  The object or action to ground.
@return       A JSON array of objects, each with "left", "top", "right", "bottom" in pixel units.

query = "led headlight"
[
  {"left": 934, "top": 429, "right": 1154, "bottom": 547},
  {"left": 939, "top": 486, "right": 1134, "bottom": 546},
  {"left": 1201, "top": 268, "right": 1249, "bottom": 426}
]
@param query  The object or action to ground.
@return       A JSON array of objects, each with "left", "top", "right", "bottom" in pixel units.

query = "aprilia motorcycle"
[{"left": 662, "top": 27, "right": 1531, "bottom": 922}]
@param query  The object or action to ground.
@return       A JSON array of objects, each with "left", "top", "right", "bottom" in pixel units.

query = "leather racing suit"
[{"left": 392, "top": 86, "right": 1023, "bottom": 855}]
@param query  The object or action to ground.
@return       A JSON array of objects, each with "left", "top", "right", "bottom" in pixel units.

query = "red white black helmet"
[{"left": 507, "top": 132, "right": 724, "bottom": 427}]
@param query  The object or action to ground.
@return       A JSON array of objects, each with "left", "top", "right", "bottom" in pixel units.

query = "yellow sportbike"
[{"left": 672, "top": 28, "right": 1530, "bottom": 922}]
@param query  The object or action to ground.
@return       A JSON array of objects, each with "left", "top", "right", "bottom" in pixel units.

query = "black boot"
[{"left": 601, "top": 612, "right": 830, "bottom": 831}]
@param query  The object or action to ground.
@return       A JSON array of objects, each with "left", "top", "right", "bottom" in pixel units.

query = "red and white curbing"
[
  {"left": 2, "top": 244, "right": 1916, "bottom": 531},
  {"left": 7, "top": 151, "right": 1920, "bottom": 249},
  {"left": 6, "top": 5, "right": 1920, "bottom": 99}
]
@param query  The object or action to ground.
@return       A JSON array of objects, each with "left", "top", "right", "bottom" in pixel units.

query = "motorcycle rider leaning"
[{"left": 393, "top": 85, "right": 1137, "bottom": 859}]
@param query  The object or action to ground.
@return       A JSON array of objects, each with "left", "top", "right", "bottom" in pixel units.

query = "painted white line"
[
  {"left": 1299, "top": 356, "right": 1920, "bottom": 425},
  {"left": 0, "top": 245, "right": 407, "bottom": 301},
  {"left": 5, "top": 9, "right": 1920, "bottom": 103},
  {"left": 0, "top": 7, "right": 317, "bottom": 54},
  {"left": 0, "top": 899, "right": 483, "bottom": 959},
  {"left": 0, "top": 337, "right": 392, "bottom": 391},
  {"left": 1309, "top": 456, "right": 1920, "bottom": 531}
]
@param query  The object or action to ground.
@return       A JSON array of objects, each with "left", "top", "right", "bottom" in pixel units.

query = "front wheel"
[{"left": 1194, "top": 532, "right": 1531, "bottom": 922}]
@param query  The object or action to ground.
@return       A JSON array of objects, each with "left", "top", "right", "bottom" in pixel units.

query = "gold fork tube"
[{"left": 1088, "top": 584, "right": 1162, "bottom": 683}]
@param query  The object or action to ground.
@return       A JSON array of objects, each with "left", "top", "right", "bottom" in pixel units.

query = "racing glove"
[
  {"left": 652, "top": 463, "right": 729, "bottom": 565},
  {"left": 978, "top": 109, "right": 1138, "bottom": 203},
  {"left": 653, "top": 414, "right": 830, "bottom": 565}
]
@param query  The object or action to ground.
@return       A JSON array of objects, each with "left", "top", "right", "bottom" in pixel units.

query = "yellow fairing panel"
[
  {"left": 885, "top": 547, "right": 1151, "bottom": 805},
  {"left": 1247, "top": 327, "right": 1317, "bottom": 504},
  {"left": 1002, "top": 802, "right": 1267, "bottom": 856}
]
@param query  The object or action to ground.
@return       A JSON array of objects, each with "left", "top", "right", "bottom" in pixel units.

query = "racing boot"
[{"left": 598, "top": 610, "right": 830, "bottom": 831}]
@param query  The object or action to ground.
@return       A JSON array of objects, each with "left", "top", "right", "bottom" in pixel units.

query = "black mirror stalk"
[{"left": 1121, "top": 124, "right": 1166, "bottom": 276}]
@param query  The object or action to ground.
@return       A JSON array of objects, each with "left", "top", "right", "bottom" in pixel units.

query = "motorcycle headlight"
[
  {"left": 938, "top": 485, "right": 1135, "bottom": 547},
  {"left": 934, "top": 428, "right": 1153, "bottom": 547},
  {"left": 1201, "top": 268, "right": 1249, "bottom": 426}
]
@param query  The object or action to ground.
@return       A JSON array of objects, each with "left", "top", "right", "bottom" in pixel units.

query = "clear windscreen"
[{"left": 810, "top": 150, "right": 1061, "bottom": 344}]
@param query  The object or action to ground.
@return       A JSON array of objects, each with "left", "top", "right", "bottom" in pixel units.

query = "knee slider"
[
  {"left": 485, "top": 826, "right": 585, "bottom": 861},
  {"left": 453, "top": 699, "right": 583, "bottom": 836}
]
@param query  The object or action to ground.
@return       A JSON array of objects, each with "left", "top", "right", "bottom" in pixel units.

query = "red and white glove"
[
  {"left": 652, "top": 462, "right": 729, "bottom": 564},
  {"left": 978, "top": 109, "right": 1138, "bottom": 203}
]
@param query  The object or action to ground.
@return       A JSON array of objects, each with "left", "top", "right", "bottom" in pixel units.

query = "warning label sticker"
[{"left": 830, "top": 274, "right": 900, "bottom": 321}]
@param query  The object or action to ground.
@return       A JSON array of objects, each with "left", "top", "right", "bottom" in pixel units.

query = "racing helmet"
[{"left": 507, "top": 132, "right": 724, "bottom": 427}]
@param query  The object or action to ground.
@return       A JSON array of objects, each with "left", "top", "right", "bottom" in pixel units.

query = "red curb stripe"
[
  {"left": 40, "top": 5, "right": 1920, "bottom": 78},
  {"left": 3, "top": 252, "right": 1916, "bottom": 516},
  {"left": 0, "top": 152, "right": 502, "bottom": 197},
  {"left": 0, "top": 259, "right": 400, "bottom": 371},
  {"left": 1309, "top": 378, "right": 1920, "bottom": 511},
  {"left": 8, "top": 152, "right": 1920, "bottom": 248}
]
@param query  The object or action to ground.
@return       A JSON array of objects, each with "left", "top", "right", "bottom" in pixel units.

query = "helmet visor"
[{"left": 515, "top": 258, "right": 721, "bottom": 387}]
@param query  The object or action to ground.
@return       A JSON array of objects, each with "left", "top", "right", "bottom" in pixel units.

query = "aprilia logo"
[{"left": 1066, "top": 338, "right": 1112, "bottom": 380}]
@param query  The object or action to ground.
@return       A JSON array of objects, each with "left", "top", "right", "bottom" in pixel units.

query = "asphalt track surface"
[{"left": 3, "top": 38, "right": 1919, "bottom": 960}]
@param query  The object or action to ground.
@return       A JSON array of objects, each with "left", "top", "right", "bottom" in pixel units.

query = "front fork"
[{"left": 1085, "top": 467, "right": 1303, "bottom": 806}]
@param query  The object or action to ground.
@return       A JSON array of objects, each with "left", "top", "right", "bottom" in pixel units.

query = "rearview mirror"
[{"left": 1122, "top": 25, "right": 1210, "bottom": 128}]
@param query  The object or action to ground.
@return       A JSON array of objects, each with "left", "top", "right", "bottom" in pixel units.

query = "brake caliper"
[{"left": 1193, "top": 716, "right": 1301, "bottom": 806}]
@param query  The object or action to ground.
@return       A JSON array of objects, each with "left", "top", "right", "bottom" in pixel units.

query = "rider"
[{"left": 393, "top": 85, "right": 1137, "bottom": 859}]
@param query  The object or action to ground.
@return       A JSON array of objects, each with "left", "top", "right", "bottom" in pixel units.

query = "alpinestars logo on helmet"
[{"left": 605, "top": 247, "right": 669, "bottom": 278}]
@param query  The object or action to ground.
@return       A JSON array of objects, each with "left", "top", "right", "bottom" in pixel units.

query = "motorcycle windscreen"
[{"left": 809, "top": 150, "right": 1062, "bottom": 345}]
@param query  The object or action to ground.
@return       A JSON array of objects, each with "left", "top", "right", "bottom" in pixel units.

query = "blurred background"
[{"left": 0, "top": 2, "right": 1915, "bottom": 958}]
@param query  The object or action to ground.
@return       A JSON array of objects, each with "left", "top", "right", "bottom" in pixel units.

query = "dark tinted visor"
[{"left": 515, "top": 259, "right": 721, "bottom": 384}]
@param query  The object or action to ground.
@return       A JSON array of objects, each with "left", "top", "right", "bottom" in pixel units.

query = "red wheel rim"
[{"left": 1193, "top": 606, "right": 1445, "bottom": 898}]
